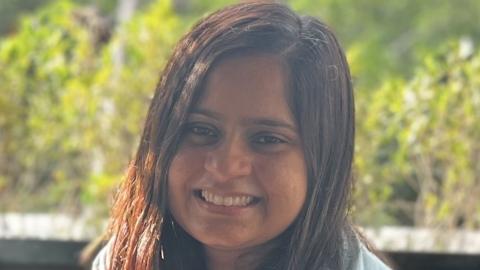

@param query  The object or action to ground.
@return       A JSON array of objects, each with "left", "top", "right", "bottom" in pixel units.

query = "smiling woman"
[
  {"left": 92, "top": 1, "right": 391, "bottom": 270},
  {"left": 168, "top": 55, "right": 308, "bottom": 268}
]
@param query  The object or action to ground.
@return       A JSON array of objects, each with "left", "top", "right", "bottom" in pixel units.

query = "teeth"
[{"left": 201, "top": 190, "right": 254, "bottom": 207}]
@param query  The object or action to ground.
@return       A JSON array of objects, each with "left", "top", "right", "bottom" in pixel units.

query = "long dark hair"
[{"left": 108, "top": 1, "right": 356, "bottom": 269}]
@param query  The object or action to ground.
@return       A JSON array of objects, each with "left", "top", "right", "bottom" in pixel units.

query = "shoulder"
[
  {"left": 341, "top": 228, "right": 392, "bottom": 270},
  {"left": 349, "top": 243, "right": 392, "bottom": 270},
  {"left": 90, "top": 239, "right": 162, "bottom": 270},
  {"left": 91, "top": 240, "right": 112, "bottom": 270}
]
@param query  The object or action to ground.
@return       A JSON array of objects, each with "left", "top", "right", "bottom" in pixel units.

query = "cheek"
[
  {"left": 256, "top": 152, "right": 307, "bottom": 214},
  {"left": 168, "top": 148, "right": 205, "bottom": 201},
  {"left": 169, "top": 148, "right": 204, "bottom": 179}
]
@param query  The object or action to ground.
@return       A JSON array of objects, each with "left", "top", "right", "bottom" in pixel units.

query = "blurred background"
[{"left": 0, "top": 0, "right": 479, "bottom": 262}]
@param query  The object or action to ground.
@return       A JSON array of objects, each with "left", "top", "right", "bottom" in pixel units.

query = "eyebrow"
[
  {"left": 190, "top": 108, "right": 297, "bottom": 132},
  {"left": 244, "top": 118, "right": 297, "bottom": 132},
  {"left": 190, "top": 108, "right": 222, "bottom": 119}
]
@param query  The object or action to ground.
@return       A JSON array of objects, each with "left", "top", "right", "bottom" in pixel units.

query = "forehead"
[{"left": 194, "top": 54, "right": 293, "bottom": 122}]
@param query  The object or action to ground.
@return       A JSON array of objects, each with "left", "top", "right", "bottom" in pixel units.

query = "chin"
[{"left": 196, "top": 232, "right": 257, "bottom": 251}]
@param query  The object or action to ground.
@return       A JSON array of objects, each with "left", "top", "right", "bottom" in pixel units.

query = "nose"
[{"left": 204, "top": 136, "right": 252, "bottom": 181}]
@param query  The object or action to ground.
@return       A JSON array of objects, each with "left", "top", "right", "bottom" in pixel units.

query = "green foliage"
[
  {"left": 0, "top": 0, "right": 479, "bottom": 230},
  {"left": 354, "top": 42, "right": 480, "bottom": 228},
  {"left": 0, "top": 0, "right": 103, "bottom": 212},
  {"left": 291, "top": 0, "right": 480, "bottom": 89},
  {"left": 0, "top": 0, "right": 182, "bottom": 215},
  {"left": 0, "top": 0, "right": 52, "bottom": 35}
]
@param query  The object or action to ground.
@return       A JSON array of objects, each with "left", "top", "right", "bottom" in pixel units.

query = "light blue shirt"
[{"left": 351, "top": 244, "right": 391, "bottom": 270}]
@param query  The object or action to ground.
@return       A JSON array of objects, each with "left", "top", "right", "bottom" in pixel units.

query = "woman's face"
[{"left": 168, "top": 54, "right": 307, "bottom": 254}]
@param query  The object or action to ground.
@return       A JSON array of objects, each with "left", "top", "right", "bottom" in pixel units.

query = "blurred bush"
[
  {"left": 353, "top": 41, "right": 480, "bottom": 228},
  {"left": 0, "top": 0, "right": 479, "bottom": 230},
  {"left": 0, "top": 0, "right": 183, "bottom": 217}
]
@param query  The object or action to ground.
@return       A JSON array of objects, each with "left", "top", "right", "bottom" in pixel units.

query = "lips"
[{"left": 194, "top": 189, "right": 260, "bottom": 207}]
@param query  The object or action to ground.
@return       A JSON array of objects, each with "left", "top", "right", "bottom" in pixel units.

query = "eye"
[
  {"left": 190, "top": 125, "right": 216, "bottom": 137},
  {"left": 252, "top": 134, "right": 286, "bottom": 145},
  {"left": 183, "top": 123, "right": 219, "bottom": 145}
]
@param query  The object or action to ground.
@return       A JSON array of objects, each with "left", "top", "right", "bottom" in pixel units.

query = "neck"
[
  {"left": 202, "top": 230, "right": 289, "bottom": 270},
  {"left": 204, "top": 239, "right": 283, "bottom": 270},
  {"left": 205, "top": 247, "right": 245, "bottom": 270}
]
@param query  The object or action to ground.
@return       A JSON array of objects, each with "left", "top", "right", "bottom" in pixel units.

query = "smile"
[{"left": 196, "top": 189, "right": 259, "bottom": 207}]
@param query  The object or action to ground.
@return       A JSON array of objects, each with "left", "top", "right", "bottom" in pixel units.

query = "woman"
[{"left": 93, "top": 1, "right": 391, "bottom": 269}]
